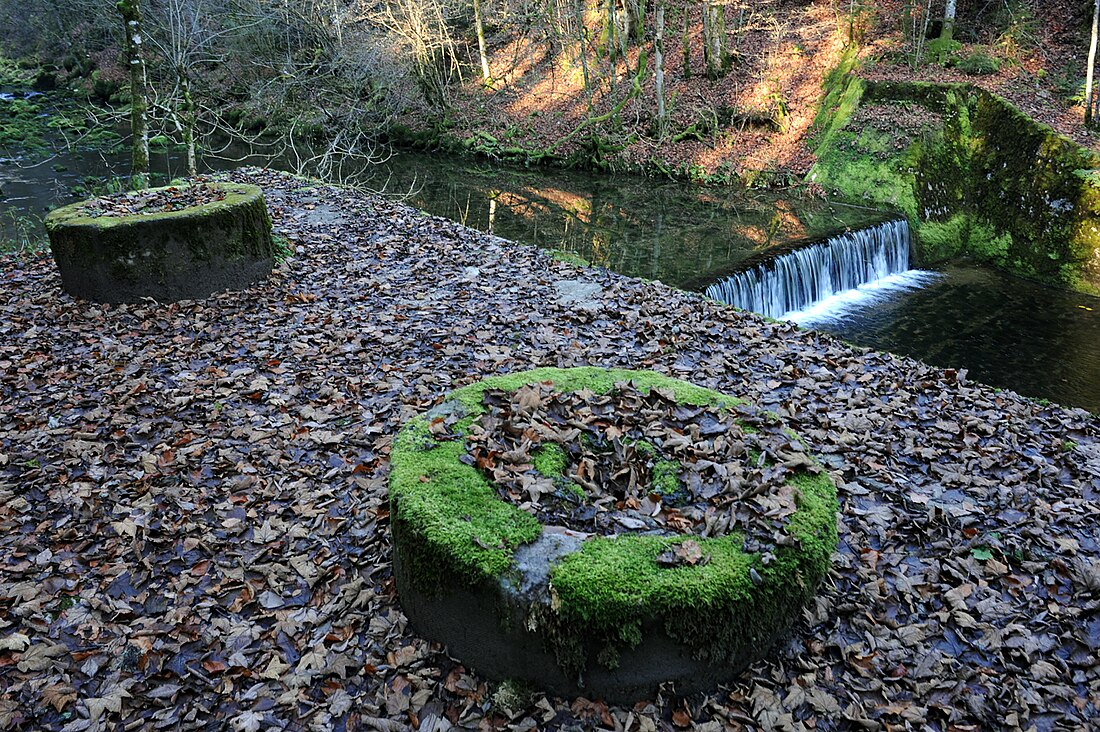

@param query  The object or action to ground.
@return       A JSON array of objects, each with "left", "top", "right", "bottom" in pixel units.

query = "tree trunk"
[
  {"left": 654, "top": 2, "right": 667, "bottom": 138},
  {"left": 624, "top": 0, "right": 643, "bottom": 42},
  {"left": 701, "top": 0, "right": 725, "bottom": 80},
  {"left": 939, "top": 0, "right": 956, "bottom": 42},
  {"left": 473, "top": 0, "right": 491, "bottom": 84},
  {"left": 1087, "top": 0, "right": 1099, "bottom": 126},
  {"left": 179, "top": 70, "right": 197, "bottom": 177},
  {"left": 575, "top": 0, "right": 593, "bottom": 107},
  {"left": 117, "top": 0, "right": 150, "bottom": 189},
  {"left": 681, "top": 0, "right": 691, "bottom": 79},
  {"left": 606, "top": 0, "right": 619, "bottom": 92}
]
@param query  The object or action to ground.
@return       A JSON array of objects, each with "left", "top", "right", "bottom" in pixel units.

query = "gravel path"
[{"left": 1, "top": 169, "right": 1098, "bottom": 731}]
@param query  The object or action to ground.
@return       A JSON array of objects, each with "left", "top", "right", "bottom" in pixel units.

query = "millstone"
[
  {"left": 45, "top": 182, "right": 274, "bottom": 303},
  {"left": 389, "top": 367, "right": 838, "bottom": 702}
]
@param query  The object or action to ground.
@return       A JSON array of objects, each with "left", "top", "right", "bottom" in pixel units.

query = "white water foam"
[{"left": 784, "top": 269, "right": 943, "bottom": 325}]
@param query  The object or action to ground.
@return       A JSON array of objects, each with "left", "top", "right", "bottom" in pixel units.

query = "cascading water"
[{"left": 705, "top": 219, "right": 936, "bottom": 322}]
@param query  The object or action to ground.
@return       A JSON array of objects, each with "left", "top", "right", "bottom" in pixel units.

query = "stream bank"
[{"left": 4, "top": 84, "right": 1100, "bottom": 412}]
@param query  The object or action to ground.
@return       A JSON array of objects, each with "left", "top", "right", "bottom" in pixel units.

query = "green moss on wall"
[
  {"left": 810, "top": 124, "right": 920, "bottom": 218},
  {"left": 808, "top": 64, "right": 1100, "bottom": 295},
  {"left": 918, "top": 213, "right": 1012, "bottom": 265}
]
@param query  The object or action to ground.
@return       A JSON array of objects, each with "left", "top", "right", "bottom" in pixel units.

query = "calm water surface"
[{"left": 804, "top": 265, "right": 1100, "bottom": 413}]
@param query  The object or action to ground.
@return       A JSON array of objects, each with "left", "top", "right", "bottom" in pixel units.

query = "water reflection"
[
  {"left": 372, "top": 155, "right": 884, "bottom": 287},
  {"left": 815, "top": 265, "right": 1100, "bottom": 413}
]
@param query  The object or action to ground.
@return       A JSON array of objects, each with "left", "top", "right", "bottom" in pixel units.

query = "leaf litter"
[
  {"left": 0, "top": 168, "right": 1097, "bottom": 730},
  {"left": 75, "top": 180, "right": 228, "bottom": 218},
  {"left": 464, "top": 382, "right": 814, "bottom": 557}
]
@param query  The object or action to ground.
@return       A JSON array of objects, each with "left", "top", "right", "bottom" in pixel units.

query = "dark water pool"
[{"left": 805, "top": 264, "right": 1100, "bottom": 413}]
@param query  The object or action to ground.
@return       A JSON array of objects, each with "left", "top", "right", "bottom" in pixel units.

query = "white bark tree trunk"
[
  {"left": 473, "top": 0, "right": 491, "bottom": 84},
  {"left": 117, "top": 0, "right": 150, "bottom": 189},
  {"left": 940, "top": 0, "right": 957, "bottom": 41},
  {"left": 1087, "top": 0, "right": 1099, "bottom": 126},
  {"left": 702, "top": 0, "right": 725, "bottom": 80},
  {"left": 654, "top": 2, "right": 667, "bottom": 138}
]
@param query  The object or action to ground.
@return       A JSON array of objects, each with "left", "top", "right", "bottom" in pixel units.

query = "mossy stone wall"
[{"left": 811, "top": 74, "right": 1100, "bottom": 296}]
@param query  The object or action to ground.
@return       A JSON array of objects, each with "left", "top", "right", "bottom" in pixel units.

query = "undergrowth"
[{"left": 0, "top": 211, "right": 47, "bottom": 254}]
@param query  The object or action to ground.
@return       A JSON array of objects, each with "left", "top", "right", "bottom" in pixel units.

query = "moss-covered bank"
[{"left": 810, "top": 65, "right": 1100, "bottom": 296}]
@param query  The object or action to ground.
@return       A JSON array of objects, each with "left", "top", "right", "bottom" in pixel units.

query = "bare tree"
[
  {"left": 144, "top": 0, "right": 222, "bottom": 176},
  {"left": 374, "top": 0, "right": 462, "bottom": 111},
  {"left": 473, "top": 0, "right": 492, "bottom": 84},
  {"left": 907, "top": 0, "right": 934, "bottom": 68},
  {"left": 701, "top": 0, "right": 726, "bottom": 79}
]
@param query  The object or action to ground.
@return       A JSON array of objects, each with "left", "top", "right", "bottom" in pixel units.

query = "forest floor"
[
  {"left": 1, "top": 168, "right": 1098, "bottom": 730},
  {"left": 438, "top": 0, "right": 1100, "bottom": 181}
]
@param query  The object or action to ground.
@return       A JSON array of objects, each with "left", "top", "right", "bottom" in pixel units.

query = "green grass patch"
[
  {"left": 0, "top": 211, "right": 48, "bottom": 255},
  {"left": 548, "top": 249, "right": 590, "bottom": 267}
]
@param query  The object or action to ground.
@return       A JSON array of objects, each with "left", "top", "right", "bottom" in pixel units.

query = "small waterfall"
[{"left": 705, "top": 219, "right": 914, "bottom": 320}]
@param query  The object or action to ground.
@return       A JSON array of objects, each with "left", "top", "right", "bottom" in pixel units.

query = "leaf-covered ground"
[
  {"left": 465, "top": 383, "right": 818, "bottom": 547},
  {"left": 1, "top": 168, "right": 1098, "bottom": 731},
  {"left": 74, "top": 182, "right": 229, "bottom": 219}
]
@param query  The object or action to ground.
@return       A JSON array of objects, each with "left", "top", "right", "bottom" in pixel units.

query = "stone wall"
[{"left": 811, "top": 73, "right": 1100, "bottom": 296}]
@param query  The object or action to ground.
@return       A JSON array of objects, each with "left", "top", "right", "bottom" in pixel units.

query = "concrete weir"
[{"left": 704, "top": 219, "right": 915, "bottom": 320}]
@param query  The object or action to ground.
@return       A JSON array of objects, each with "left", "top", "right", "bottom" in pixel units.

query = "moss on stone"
[
  {"left": 918, "top": 212, "right": 1012, "bottom": 264},
  {"left": 810, "top": 123, "right": 920, "bottom": 218},
  {"left": 392, "top": 368, "right": 743, "bottom": 590},
  {"left": 650, "top": 459, "right": 680, "bottom": 496},
  {"left": 390, "top": 418, "right": 542, "bottom": 588},
  {"left": 46, "top": 183, "right": 261, "bottom": 228},
  {"left": 447, "top": 367, "right": 742, "bottom": 414},
  {"left": 390, "top": 367, "right": 839, "bottom": 680},
  {"left": 44, "top": 182, "right": 274, "bottom": 302},
  {"left": 546, "top": 469, "right": 837, "bottom": 673},
  {"left": 533, "top": 443, "right": 568, "bottom": 478}
]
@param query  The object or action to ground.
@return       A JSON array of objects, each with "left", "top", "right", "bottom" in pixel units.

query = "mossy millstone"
[
  {"left": 45, "top": 182, "right": 274, "bottom": 303},
  {"left": 390, "top": 367, "right": 838, "bottom": 701}
]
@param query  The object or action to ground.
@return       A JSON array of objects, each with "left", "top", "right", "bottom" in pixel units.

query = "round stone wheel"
[
  {"left": 45, "top": 182, "right": 274, "bottom": 303},
  {"left": 389, "top": 367, "right": 838, "bottom": 702}
]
